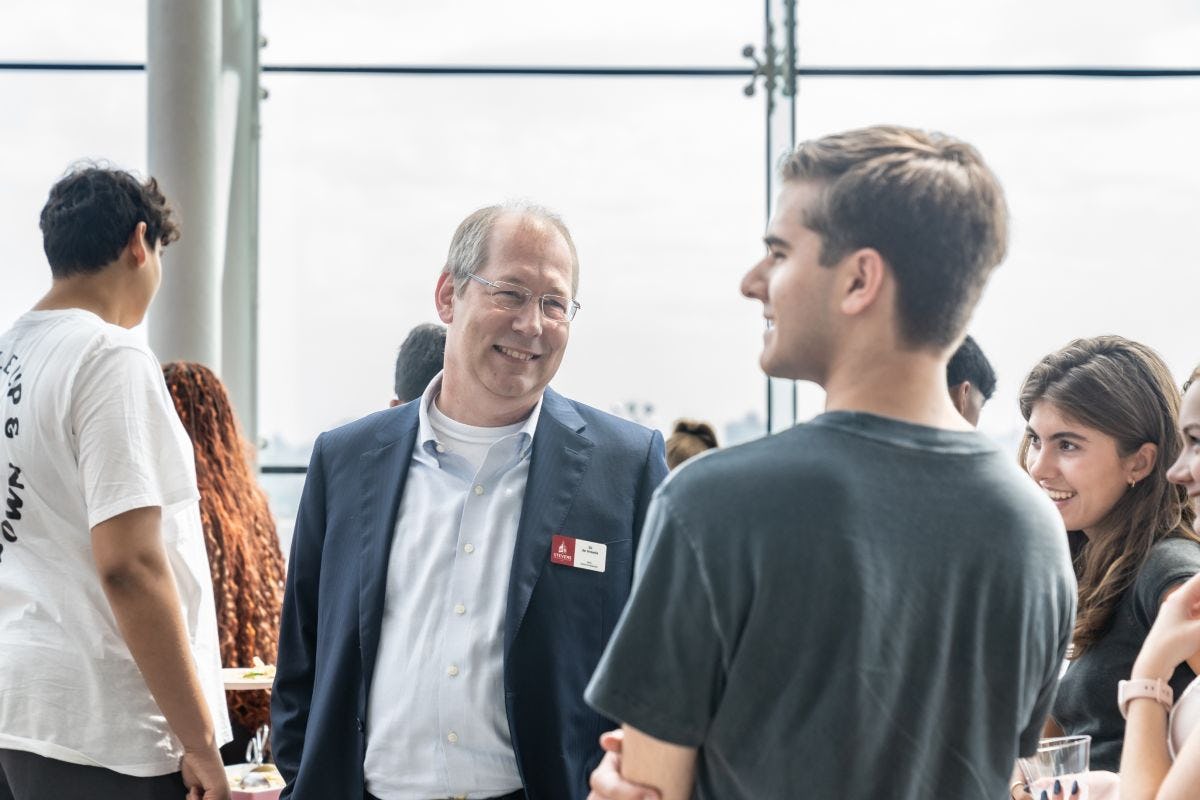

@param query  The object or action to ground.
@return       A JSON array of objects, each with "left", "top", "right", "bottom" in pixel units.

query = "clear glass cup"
[{"left": 1018, "top": 735, "right": 1091, "bottom": 799}]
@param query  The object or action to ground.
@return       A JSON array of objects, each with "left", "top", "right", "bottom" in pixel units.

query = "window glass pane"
[
  {"left": 0, "top": 73, "right": 147, "bottom": 328},
  {"left": 258, "top": 75, "right": 767, "bottom": 476},
  {"left": 260, "top": 0, "right": 760, "bottom": 67},
  {"left": 787, "top": 77, "right": 1200, "bottom": 443},
  {"left": 799, "top": 0, "right": 1200, "bottom": 68},
  {"left": 0, "top": 1, "right": 146, "bottom": 61}
]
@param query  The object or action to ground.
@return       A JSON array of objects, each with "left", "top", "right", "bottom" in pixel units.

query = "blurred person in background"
[
  {"left": 163, "top": 361, "right": 286, "bottom": 763},
  {"left": 390, "top": 322, "right": 447, "bottom": 407},
  {"left": 664, "top": 419, "right": 718, "bottom": 470},
  {"left": 947, "top": 334, "right": 996, "bottom": 427}
]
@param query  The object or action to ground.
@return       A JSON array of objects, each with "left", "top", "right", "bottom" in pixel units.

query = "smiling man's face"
[{"left": 436, "top": 213, "right": 575, "bottom": 425}]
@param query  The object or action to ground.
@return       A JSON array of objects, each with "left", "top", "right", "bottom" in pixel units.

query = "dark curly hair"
[
  {"left": 40, "top": 164, "right": 180, "bottom": 278},
  {"left": 162, "top": 362, "right": 284, "bottom": 732}
]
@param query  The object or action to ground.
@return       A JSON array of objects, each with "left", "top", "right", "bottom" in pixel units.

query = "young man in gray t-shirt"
[{"left": 584, "top": 126, "right": 1077, "bottom": 800}]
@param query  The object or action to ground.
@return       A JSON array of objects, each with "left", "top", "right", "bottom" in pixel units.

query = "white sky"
[{"left": 3, "top": 0, "right": 1200, "bottom": 464}]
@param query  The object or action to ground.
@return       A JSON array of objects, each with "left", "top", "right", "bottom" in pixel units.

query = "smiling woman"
[{"left": 1017, "top": 335, "right": 1200, "bottom": 772}]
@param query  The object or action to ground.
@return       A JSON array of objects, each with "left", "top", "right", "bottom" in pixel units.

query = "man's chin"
[
  {"left": 484, "top": 376, "right": 544, "bottom": 401},
  {"left": 759, "top": 355, "right": 801, "bottom": 382}
]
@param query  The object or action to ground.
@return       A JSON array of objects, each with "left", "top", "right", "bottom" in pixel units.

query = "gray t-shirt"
[
  {"left": 585, "top": 412, "right": 1076, "bottom": 800},
  {"left": 1053, "top": 536, "right": 1200, "bottom": 771}
]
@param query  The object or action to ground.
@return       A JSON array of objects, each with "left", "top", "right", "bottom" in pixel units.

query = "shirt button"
[
  {"left": 435, "top": 443, "right": 446, "bottom": 453},
  {"left": 447, "top": 731, "right": 459, "bottom": 744},
  {"left": 473, "top": 484, "right": 484, "bottom": 495},
  {"left": 463, "top": 543, "right": 475, "bottom": 554},
  {"left": 447, "top": 665, "right": 460, "bottom": 677},
  {"left": 454, "top": 603, "right": 466, "bottom": 615}
]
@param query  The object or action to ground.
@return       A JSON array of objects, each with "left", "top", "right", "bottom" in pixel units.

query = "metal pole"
[
  {"left": 220, "top": 0, "right": 262, "bottom": 446},
  {"left": 763, "top": 0, "right": 774, "bottom": 435},
  {"left": 147, "top": 0, "right": 224, "bottom": 370}
]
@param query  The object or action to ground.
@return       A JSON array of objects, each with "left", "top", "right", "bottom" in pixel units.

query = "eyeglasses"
[{"left": 467, "top": 273, "right": 581, "bottom": 322}]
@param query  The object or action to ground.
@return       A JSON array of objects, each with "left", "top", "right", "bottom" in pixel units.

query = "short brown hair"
[{"left": 780, "top": 125, "right": 1008, "bottom": 348}]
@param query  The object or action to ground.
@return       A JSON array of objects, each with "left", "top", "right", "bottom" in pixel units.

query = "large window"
[
  {"left": 0, "top": 72, "right": 147, "bottom": 327},
  {"left": 4, "top": 0, "right": 1199, "bottom": 544}
]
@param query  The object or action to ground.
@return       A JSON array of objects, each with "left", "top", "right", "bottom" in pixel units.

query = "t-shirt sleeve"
[
  {"left": 71, "top": 342, "right": 199, "bottom": 529},
  {"left": 1018, "top": 608, "right": 1073, "bottom": 756},
  {"left": 1019, "top": 535, "right": 1077, "bottom": 756},
  {"left": 584, "top": 491, "right": 727, "bottom": 747},
  {"left": 1134, "top": 538, "right": 1200, "bottom": 628}
]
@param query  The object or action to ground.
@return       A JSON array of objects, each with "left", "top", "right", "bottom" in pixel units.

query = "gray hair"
[{"left": 444, "top": 202, "right": 580, "bottom": 296}]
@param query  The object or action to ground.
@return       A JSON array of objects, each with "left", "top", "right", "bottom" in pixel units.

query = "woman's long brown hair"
[
  {"left": 1017, "top": 337, "right": 1198, "bottom": 657},
  {"left": 163, "top": 361, "right": 285, "bottom": 731}
]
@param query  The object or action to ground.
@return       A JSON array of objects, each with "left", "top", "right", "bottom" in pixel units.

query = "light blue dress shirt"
[{"left": 364, "top": 376, "right": 541, "bottom": 799}]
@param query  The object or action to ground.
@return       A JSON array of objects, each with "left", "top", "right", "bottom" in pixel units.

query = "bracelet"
[
  {"left": 1118, "top": 677, "right": 1174, "bottom": 719},
  {"left": 1010, "top": 780, "right": 1028, "bottom": 799}
]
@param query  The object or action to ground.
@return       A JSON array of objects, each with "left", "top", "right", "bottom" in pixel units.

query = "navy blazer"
[{"left": 271, "top": 388, "right": 667, "bottom": 800}]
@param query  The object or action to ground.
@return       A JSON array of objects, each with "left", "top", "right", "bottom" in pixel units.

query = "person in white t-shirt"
[{"left": 0, "top": 166, "right": 231, "bottom": 800}]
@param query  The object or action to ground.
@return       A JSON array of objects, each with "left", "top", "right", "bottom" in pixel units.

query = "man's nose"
[
  {"left": 511, "top": 299, "right": 543, "bottom": 336},
  {"left": 741, "top": 259, "right": 767, "bottom": 300}
]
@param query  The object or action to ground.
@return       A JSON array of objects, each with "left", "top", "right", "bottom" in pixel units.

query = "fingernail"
[
  {"left": 1071, "top": 781, "right": 1079, "bottom": 796},
  {"left": 1040, "top": 791, "right": 1049, "bottom": 800},
  {"left": 1054, "top": 779, "right": 1062, "bottom": 795}
]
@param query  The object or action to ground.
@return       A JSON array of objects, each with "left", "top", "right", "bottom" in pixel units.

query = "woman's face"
[
  {"left": 1167, "top": 382, "right": 1200, "bottom": 510},
  {"left": 1025, "top": 400, "right": 1153, "bottom": 537}
]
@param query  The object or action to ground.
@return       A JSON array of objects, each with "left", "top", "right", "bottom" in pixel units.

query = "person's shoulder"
[
  {"left": 321, "top": 403, "right": 416, "bottom": 452},
  {"left": 1144, "top": 535, "right": 1200, "bottom": 576},
  {"left": 661, "top": 426, "right": 821, "bottom": 497},
  {"left": 1130, "top": 534, "right": 1200, "bottom": 616},
  {"left": 549, "top": 390, "right": 658, "bottom": 446},
  {"left": 73, "top": 323, "right": 161, "bottom": 381}
]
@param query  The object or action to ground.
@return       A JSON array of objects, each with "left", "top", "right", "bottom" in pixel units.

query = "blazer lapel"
[
  {"left": 504, "top": 389, "right": 593, "bottom": 660},
  {"left": 358, "top": 405, "right": 420, "bottom": 700}
]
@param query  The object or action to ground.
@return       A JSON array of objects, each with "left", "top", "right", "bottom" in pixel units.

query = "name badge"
[{"left": 550, "top": 534, "right": 607, "bottom": 573}]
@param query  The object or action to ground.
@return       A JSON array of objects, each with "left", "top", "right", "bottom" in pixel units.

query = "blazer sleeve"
[{"left": 270, "top": 433, "right": 329, "bottom": 787}]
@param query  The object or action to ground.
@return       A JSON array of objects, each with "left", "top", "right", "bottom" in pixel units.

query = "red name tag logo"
[{"left": 551, "top": 534, "right": 575, "bottom": 566}]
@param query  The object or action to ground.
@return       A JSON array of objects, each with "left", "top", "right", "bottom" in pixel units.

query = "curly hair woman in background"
[{"left": 163, "top": 361, "right": 286, "bottom": 752}]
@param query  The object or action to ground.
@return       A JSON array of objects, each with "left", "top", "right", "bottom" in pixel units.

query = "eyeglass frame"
[{"left": 466, "top": 272, "right": 581, "bottom": 322}]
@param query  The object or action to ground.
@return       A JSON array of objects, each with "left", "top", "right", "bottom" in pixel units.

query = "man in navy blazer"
[{"left": 271, "top": 203, "right": 667, "bottom": 800}]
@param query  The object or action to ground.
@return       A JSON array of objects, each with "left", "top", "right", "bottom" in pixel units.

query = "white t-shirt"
[{"left": 0, "top": 308, "right": 231, "bottom": 776}]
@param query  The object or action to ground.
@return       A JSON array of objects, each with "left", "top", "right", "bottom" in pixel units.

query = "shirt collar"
[{"left": 415, "top": 372, "right": 543, "bottom": 463}]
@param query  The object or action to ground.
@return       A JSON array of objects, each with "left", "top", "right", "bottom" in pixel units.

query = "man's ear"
[
  {"left": 839, "top": 248, "right": 886, "bottom": 317},
  {"left": 127, "top": 221, "right": 150, "bottom": 266},
  {"left": 949, "top": 381, "right": 972, "bottom": 417},
  {"left": 435, "top": 271, "right": 455, "bottom": 324}
]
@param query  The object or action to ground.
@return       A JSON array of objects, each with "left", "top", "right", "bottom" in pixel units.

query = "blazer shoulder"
[
  {"left": 319, "top": 403, "right": 417, "bottom": 455},
  {"left": 555, "top": 394, "right": 659, "bottom": 446}
]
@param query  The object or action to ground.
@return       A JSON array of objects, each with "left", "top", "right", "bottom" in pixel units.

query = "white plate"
[{"left": 222, "top": 667, "right": 275, "bottom": 691}]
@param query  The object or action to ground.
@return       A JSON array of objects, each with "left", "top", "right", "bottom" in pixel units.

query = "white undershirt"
[{"left": 427, "top": 397, "right": 524, "bottom": 474}]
